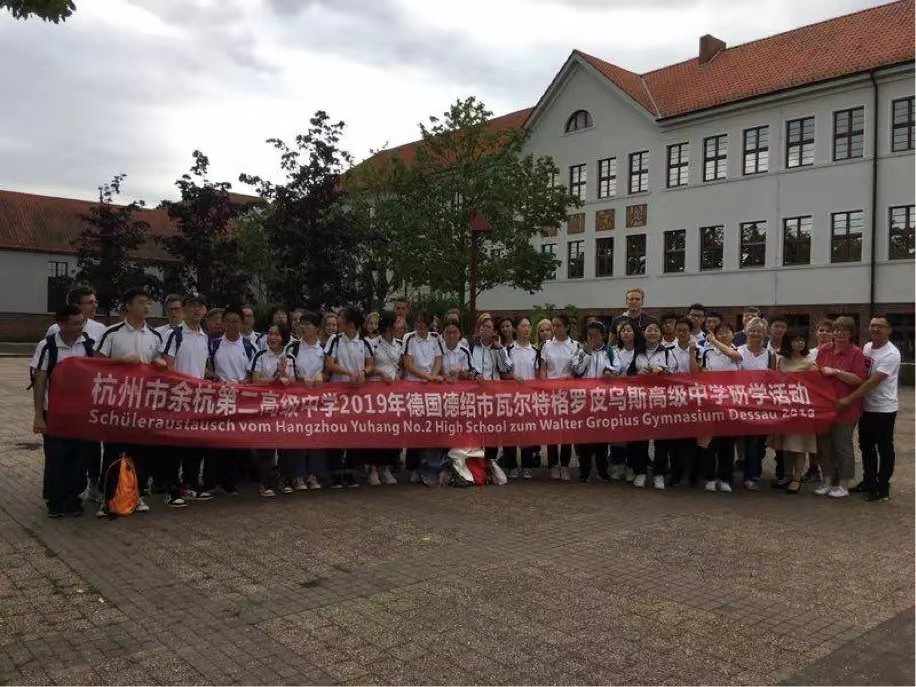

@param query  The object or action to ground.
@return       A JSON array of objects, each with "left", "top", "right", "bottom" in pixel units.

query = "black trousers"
[
  {"left": 363, "top": 448, "right": 400, "bottom": 468},
  {"left": 670, "top": 440, "right": 698, "bottom": 484},
  {"left": 101, "top": 443, "right": 150, "bottom": 500},
  {"left": 704, "top": 437, "right": 736, "bottom": 483},
  {"left": 501, "top": 446, "right": 540, "bottom": 470},
  {"left": 859, "top": 411, "right": 897, "bottom": 490},
  {"left": 576, "top": 443, "right": 609, "bottom": 479},
  {"left": 43, "top": 434, "right": 89, "bottom": 514},
  {"left": 628, "top": 441, "right": 650, "bottom": 475},
  {"left": 154, "top": 446, "right": 183, "bottom": 498},
  {"left": 85, "top": 442, "right": 102, "bottom": 486},
  {"left": 203, "top": 448, "right": 247, "bottom": 491},
  {"left": 547, "top": 444, "right": 571, "bottom": 468},
  {"left": 653, "top": 439, "right": 679, "bottom": 475},
  {"left": 180, "top": 446, "right": 208, "bottom": 491}
]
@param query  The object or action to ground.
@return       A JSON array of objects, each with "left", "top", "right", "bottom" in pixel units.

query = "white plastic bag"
[{"left": 489, "top": 459, "right": 508, "bottom": 486}]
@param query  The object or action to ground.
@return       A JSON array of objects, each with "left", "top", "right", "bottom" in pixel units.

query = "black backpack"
[
  {"left": 209, "top": 336, "right": 257, "bottom": 364},
  {"left": 28, "top": 334, "right": 94, "bottom": 389}
]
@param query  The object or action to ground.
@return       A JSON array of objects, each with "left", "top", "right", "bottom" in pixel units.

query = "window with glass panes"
[
  {"left": 663, "top": 230, "right": 686, "bottom": 273},
  {"left": 625, "top": 234, "right": 646, "bottom": 275},
  {"left": 743, "top": 126, "right": 768, "bottom": 175},
  {"left": 833, "top": 107, "right": 864, "bottom": 160},
  {"left": 786, "top": 117, "right": 815, "bottom": 168},
  {"left": 542, "top": 243, "right": 557, "bottom": 279},
  {"left": 569, "top": 164, "right": 586, "bottom": 201},
  {"left": 703, "top": 134, "right": 727, "bottom": 181},
  {"left": 889, "top": 205, "right": 915, "bottom": 260},
  {"left": 666, "top": 143, "right": 688, "bottom": 188},
  {"left": 892, "top": 97, "right": 914, "bottom": 152},
  {"left": 629, "top": 151, "right": 648, "bottom": 193},
  {"left": 739, "top": 221, "right": 766, "bottom": 268},
  {"left": 782, "top": 216, "right": 812, "bottom": 266},
  {"left": 830, "top": 210, "right": 863, "bottom": 263},
  {"left": 567, "top": 240, "right": 584, "bottom": 279},
  {"left": 46, "top": 261, "right": 71, "bottom": 312},
  {"left": 597, "top": 157, "right": 616, "bottom": 198},
  {"left": 595, "top": 237, "right": 614, "bottom": 277},
  {"left": 699, "top": 225, "right": 723, "bottom": 270}
]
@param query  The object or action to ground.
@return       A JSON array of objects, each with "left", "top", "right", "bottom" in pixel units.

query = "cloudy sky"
[{"left": 0, "top": 0, "right": 892, "bottom": 204}]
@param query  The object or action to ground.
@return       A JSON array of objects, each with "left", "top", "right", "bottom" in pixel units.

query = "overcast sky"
[{"left": 0, "top": 0, "right": 893, "bottom": 204}]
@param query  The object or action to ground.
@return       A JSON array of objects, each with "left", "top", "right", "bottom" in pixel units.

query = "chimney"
[{"left": 699, "top": 34, "right": 726, "bottom": 65}]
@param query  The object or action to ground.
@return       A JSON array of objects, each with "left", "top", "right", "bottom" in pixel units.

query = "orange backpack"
[{"left": 105, "top": 453, "right": 139, "bottom": 516}]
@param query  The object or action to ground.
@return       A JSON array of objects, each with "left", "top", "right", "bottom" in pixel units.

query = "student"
[
  {"left": 700, "top": 323, "right": 743, "bottom": 493},
  {"left": 471, "top": 313, "right": 510, "bottom": 467},
  {"left": 155, "top": 294, "right": 185, "bottom": 339},
  {"left": 95, "top": 287, "right": 163, "bottom": 514},
  {"left": 250, "top": 323, "right": 297, "bottom": 496},
  {"left": 814, "top": 316, "right": 866, "bottom": 499},
  {"left": 240, "top": 304, "right": 262, "bottom": 349},
  {"left": 324, "top": 307, "right": 374, "bottom": 487},
  {"left": 843, "top": 316, "right": 901, "bottom": 502},
  {"left": 501, "top": 316, "right": 540, "bottom": 480},
  {"left": 659, "top": 312, "right": 679, "bottom": 346},
  {"left": 769, "top": 332, "right": 817, "bottom": 494},
  {"left": 441, "top": 320, "right": 475, "bottom": 381},
  {"left": 538, "top": 313, "right": 584, "bottom": 481},
  {"left": 32, "top": 305, "right": 95, "bottom": 517},
  {"left": 259, "top": 306, "right": 289, "bottom": 349},
  {"left": 364, "top": 311, "right": 381, "bottom": 344},
  {"left": 365, "top": 311, "right": 401, "bottom": 486},
  {"left": 732, "top": 306, "right": 762, "bottom": 347},
  {"left": 205, "top": 308, "right": 224, "bottom": 340},
  {"left": 393, "top": 316, "right": 408, "bottom": 341},
  {"left": 609, "top": 322, "right": 640, "bottom": 481},
  {"left": 158, "top": 293, "right": 213, "bottom": 506},
  {"left": 669, "top": 318, "right": 699, "bottom": 375},
  {"left": 736, "top": 317, "right": 776, "bottom": 490},
  {"left": 700, "top": 312, "right": 723, "bottom": 351},
  {"left": 320, "top": 311, "right": 339, "bottom": 345},
  {"left": 685, "top": 303, "right": 706, "bottom": 346},
  {"left": 536, "top": 318, "right": 553, "bottom": 347},
  {"left": 575, "top": 321, "right": 617, "bottom": 483},
  {"left": 767, "top": 316, "right": 788, "bottom": 356},
  {"left": 663, "top": 318, "right": 700, "bottom": 488},
  {"left": 287, "top": 311, "right": 326, "bottom": 489},
  {"left": 207, "top": 306, "right": 258, "bottom": 496}
]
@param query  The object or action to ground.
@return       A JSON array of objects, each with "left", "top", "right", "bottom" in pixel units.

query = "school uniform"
[
  {"left": 243, "top": 330, "right": 262, "bottom": 349},
  {"left": 47, "top": 318, "right": 107, "bottom": 344},
  {"left": 95, "top": 321, "right": 162, "bottom": 502},
  {"left": 325, "top": 332, "right": 374, "bottom": 484},
  {"left": 701, "top": 344, "right": 742, "bottom": 486},
  {"left": 737, "top": 344, "right": 774, "bottom": 485},
  {"left": 540, "top": 337, "right": 585, "bottom": 470},
  {"left": 33, "top": 332, "right": 95, "bottom": 515},
  {"left": 575, "top": 345, "right": 617, "bottom": 481},
  {"left": 442, "top": 344, "right": 474, "bottom": 378},
  {"left": 470, "top": 340, "right": 510, "bottom": 462},
  {"left": 160, "top": 322, "right": 211, "bottom": 500},
  {"left": 250, "top": 346, "right": 298, "bottom": 487},
  {"left": 660, "top": 342, "right": 698, "bottom": 486},
  {"left": 288, "top": 338, "right": 325, "bottom": 382},
  {"left": 365, "top": 337, "right": 403, "bottom": 470},
  {"left": 628, "top": 344, "right": 678, "bottom": 479},
  {"left": 609, "top": 347, "right": 637, "bottom": 472},
  {"left": 501, "top": 342, "right": 540, "bottom": 472},
  {"left": 402, "top": 331, "right": 445, "bottom": 472}
]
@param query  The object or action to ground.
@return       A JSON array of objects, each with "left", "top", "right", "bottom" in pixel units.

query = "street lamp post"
[{"left": 468, "top": 209, "right": 491, "bottom": 328}]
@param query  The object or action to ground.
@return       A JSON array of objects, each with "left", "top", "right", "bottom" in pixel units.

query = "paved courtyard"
[{"left": 0, "top": 357, "right": 913, "bottom": 685}]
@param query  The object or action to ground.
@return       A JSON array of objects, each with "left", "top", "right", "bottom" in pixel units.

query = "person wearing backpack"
[
  {"left": 158, "top": 293, "right": 213, "bottom": 507},
  {"left": 206, "top": 305, "right": 258, "bottom": 496},
  {"left": 287, "top": 310, "right": 327, "bottom": 489},
  {"left": 574, "top": 320, "right": 619, "bottom": 484},
  {"left": 31, "top": 305, "right": 96, "bottom": 517}
]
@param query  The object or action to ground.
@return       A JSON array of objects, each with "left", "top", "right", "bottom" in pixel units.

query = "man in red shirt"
[{"left": 814, "top": 316, "right": 866, "bottom": 499}]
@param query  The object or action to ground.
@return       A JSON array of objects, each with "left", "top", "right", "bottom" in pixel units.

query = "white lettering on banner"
[
  {"left": 647, "top": 386, "right": 667, "bottom": 409},
  {"left": 168, "top": 381, "right": 194, "bottom": 412},
  {"left": 91, "top": 373, "right": 117, "bottom": 406},
  {"left": 513, "top": 392, "right": 532, "bottom": 417},
  {"left": 727, "top": 384, "right": 749, "bottom": 405},
  {"left": 259, "top": 389, "right": 280, "bottom": 416},
  {"left": 278, "top": 393, "right": 299, "bottom": 417},
  {"left": 143, "top": 378, "right": 169, "bottom": 410},
  {"left": 687, "top": 384, "right": 707, "bottom": 406},
  {"left": 424, "top": 393, "right": 443, "bottom": 418},
  {"left": 707, "top": 384, "right": 729, "bottom": 405},
  {"left": 627, "top": 386, "right": 647, "bottom": 410},
  {"left": 442, "top": 392, "right": 460, "bottom": 418},
  {"left": 532, "top": 391, "right": 550, "bottom": 416},
  {"left": 608, "top": 387, "right": 626, "bottom": 410},
  {"left": 460, "top": 393, "right": 476, "bottom": 418},
  {"left": 477, "top": 393, "right": 494, "bottom": 418},
  {"left": 406, "top": 393, "right": 424, "bottom": 417},
  {"left": 193, "top": 386, "right": 215, "bottom": 414},
  {"left": 116, "top": 376, "right": 144, "bottom": 409},
  {"left": 569, "top": 388, "right": 587, "bottom": 414},
  {"left": 495, "top": 393, "right": 513, "bottom": 418},
  {"left": 748, "top": 383, "right": 768, "bottom": 405},
  {"left": 388, "top": 393, "right": 405, "bottom": 416},
  {"left": 787, "top": 382, "right": 811, "bottom": 405},
  {"left": 215, "top": 385, "right": 238, "bottom": 416},
  {"left": 551, "top": 389, "right": 569, "bottom": 416},
  {"left": 667, "top": 386, "right": 688, "bottom": 407}
]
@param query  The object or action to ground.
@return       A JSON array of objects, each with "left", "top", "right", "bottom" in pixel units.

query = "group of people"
[{"left": 30, "top": 284, "right": 902, "bottom": 518}]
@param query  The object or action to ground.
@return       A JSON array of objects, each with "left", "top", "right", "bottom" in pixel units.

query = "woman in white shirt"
[
  {"left": 366, "top": 311, "right": 401, "bottom": 486},
  {"left": 402, "top": 311, "right": 445, "bottom": 483},
  {"left": 609, "top": 322, "right": 639, "bottom": 481},
  {"left": 538, "top": 313, "right": 584, "bottom": 481},
  {"left": 700, "top": 323, "right": 744, "bottom": 493},
  {"left": 501, "top": 316, "right": 540, "bottom": 480},
  {"left": 629, "top": 323, "right": 674, "bottom": 488}
]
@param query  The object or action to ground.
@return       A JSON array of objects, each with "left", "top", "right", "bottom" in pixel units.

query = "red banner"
[{"left": 46, "top": 358, "right": 837, "bottom": 449}]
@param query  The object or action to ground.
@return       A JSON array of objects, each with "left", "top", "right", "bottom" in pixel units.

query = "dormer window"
[{"left": 565, "top": 110, "right": 593, "bottom": 133}]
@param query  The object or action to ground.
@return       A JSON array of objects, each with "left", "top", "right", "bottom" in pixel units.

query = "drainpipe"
[{"left": 868, "top": 70, "right": 879, "bottom": 317}]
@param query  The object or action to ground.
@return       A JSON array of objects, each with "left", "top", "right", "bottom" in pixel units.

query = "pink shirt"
[{"left": 816, "top": 342, "right": 867, "bottom": 425}]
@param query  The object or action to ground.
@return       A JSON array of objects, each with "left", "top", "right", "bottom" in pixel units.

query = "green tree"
[
  {"left": 1, "top": 0, "right": 75, "bottom": 22},
  {"left": 74, "top": 174, "right": 153, "bottom": 314},
  {"left": 363, "top": 97, "right": 575, "bottom": 310}
]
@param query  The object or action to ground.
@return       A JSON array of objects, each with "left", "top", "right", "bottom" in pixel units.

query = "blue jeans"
[{"left": 742, "top": 435, "right": 766, "bottom": 483}]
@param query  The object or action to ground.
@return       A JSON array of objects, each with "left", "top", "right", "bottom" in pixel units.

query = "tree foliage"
[
  {"left": 1, "top": 0, "right": 75, "bottom": 22},
  {"left": 240, "top": 111, "right": 371, "bottom": 310},
  {"left": 74, "top": 175, "right": 155, "bottom": 314}
]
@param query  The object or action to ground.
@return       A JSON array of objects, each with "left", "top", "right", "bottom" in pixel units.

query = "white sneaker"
[
  {"left": 560, "top": 467, "right": 570, "bottom": 481},
  {"left": 718, "top": 481, "right": 732, "bottom": 493},
  {"left": 551, "top": 466, "right": 561, "bottom": 480},
  {"left": 409, "top": 470, "right": 421, "bottom": 484},
  {"left": 380, "top": 466, "right": 397, "bottom": 485},
  {"left": 196, "top": 490, "right": 214, "bottom": 501},
  {"left": 633, "top": 474, "right": 646, "bottom": 488},
  {"left": 828, "top": 486, "right": 849, "bottom": 499},
  {"left": 653, "top": 475, "right": 665, "bottom": 490},
  {"left": 293, "top": 477, "right": 308, "bottom": 491},
  {"left": 521, "top": 469, "right": 532, "bottom": 480},
  {"left": 96, "top": 505, "right": 107, "bottom": 517},
  {"left": 280, "top": 483, "right": 294, "bottom": 494},
  {"left": 306, "top": 475, "right": 321, "bottom": 490},
  {"left": 508, "top": 469, "right": 520, "bottom": 480},
  {"left": 814, "top": 484, "right": 831, "bottom": 496},
  {"left": 625, "top": 467, "right": 636, "bottom": 482},
  {"left": 705, "top": 480, "right": 718, "bottom": 492},
  {"left": 135, "top": 497, "right": 150, "bottom": 513},
  {"left": 610, "top": 464, "right": 625, "bottom": 481},
  {"left": 368, "top": 469, "right": 381, "bottom": 486}
]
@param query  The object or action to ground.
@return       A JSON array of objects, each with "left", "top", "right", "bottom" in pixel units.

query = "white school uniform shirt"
[
  {"left": 862, "top": 341, "right": 901, "bottom": 413},
  {"left": 540, "top": 337, "right": 582, "bottom": 379},
  {"left": 579, "top": 347, "right": 616, "bottom": 378},
  {"left": 442, "top": 344, "right": 474, "bottom": 377},
  {"left": 212, "top": 335, "right": 252, "bottom": 382},
  {"left": 615, "top": 347, "right": 636, "bottom": 375},
  {"left": 47, "top": 318, "right": 107, "bottom": 345},
  {"left": 507, "top": 341, "right": 538, "bottom": 380},
  {"left": 325, "top": 332, "right": 373, "bottom": 383},
  {"left": 632, "top": 344, "right": 677, "bottom": 373},
  {"left": 738, "top": 344, "right": 772, "bottom": 371},
  {"left": 702, "top": 345, "right": 741, "bottom": 372},
  {"left": 160, "top": 322, "right": 210, "bottom": 379},
  {"left": 669, "top": 342, "right": 695, "bottom": 375},
  {"left": 287, "top": 338, "right": 325, "bottom": 381},
  {"left": 243, "top": 330, "right": 262, "bottom": 349},
  {"left": 33, "top": 332, "right": 94, "bottom": 410},
  {"left": 401, "top": 330, "right": 443, "bottom": 381},
  {"left": 372, "top": 337, "right": 402, "bottom": 381},
  {"left": 155, "top": 322, "right": 181, "bottom": 340},
  {"left": 469, "top": 342, "right": 502, "bottom": 380},
  {"left": 96, "top": 320, "right": 162, "bottom": 363},
  {"left": 250, "top": 347, "right": 294, "bottom": 380}
]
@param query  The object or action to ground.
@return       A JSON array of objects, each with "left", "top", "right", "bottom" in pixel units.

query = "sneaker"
[
  {"left": 704, "top": 480, "right": 718, "bottom": 492},
  {"left": 86, "top": 485, "right": 102, "bottom": 503},
  {"left": 180, "top": 486, "right": 197, "bottom": 501},
  {"left": 867, "top": 489, "right": 890, "bottom": 502},
  {"left": 306, "top": 475, "right": 321, "bottom": 490},
  {"left": 165, "top": 495, "right": 187, "bottom": 508},
  {"left": 280, "top": 483, "right": 294, "bottom": 494},
  {"left": 330, "top": 475, "right": 344, "bottom": 489},
  {"left": 521, "top": 468, "right": 533, "bottom": 480},
  {"left": 48, "top": 511, "right": 63, "bottom": 519},
  {"left": 196, "top": 490, "right": 214, "bottom": 501},
  {"left": 508, "top": 469, "right": 520, "bottom": 480},
  {"left": 653, "top": 475, "right": 665, "bottom": 490},
  {"left": 744, "top": 480, "right": 759, "bottom": 491},
  {"left": 633, "top": 474, "right": 646, "bottom": 488},
  {"left": 344, "top": 474, "right": 359, "bottom": 488},
  {"left": 135, "top": 497, "right": 150, "bottom": 513},
  {"left": 368, "top": 469, "right": 381, "bottom": 487},
  {"left": 551, "top": 466, "right": 561, "bottom": 480},
  {"left": 813, "top": 485, "right": 832, "bottom": 496},
  {"left": 96, "top": 506, "right": 107, "bottom": 517},
  {"left": 409, "top": 470, "right": 421, "bottom": 484},
  {"left": 718, "top": 481, "right": 733, "bottom": 493},
  {"left": 828, "top": 486, "right": 849, "bottom": 499},
  {"left": 381, "top": 466, "right": 397, "bottom": 485},
  {"left": 259, "top": 487, "right": 277, "bottom": 498},
  {"left": 560, "top": 467, "right": 571, "bottom": 481},
  {"left": 293, "top": 477, "right": 308, "bottom": 491},
  {"left": 851, "top": 481, "right": 873, "bottom": 494},
  {"left": 223, "top": 486, "right": 239, "bottom": 496},
  {"left": 610, "top": 464, "right": 625, "bottom": 481},
  {"left": 625, "top": 467, "right": 636, "bottom": 482}
]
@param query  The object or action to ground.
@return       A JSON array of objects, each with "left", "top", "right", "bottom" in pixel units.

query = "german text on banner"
[{"left": 46, "top": 358, "right": 838, "bottom": 449}]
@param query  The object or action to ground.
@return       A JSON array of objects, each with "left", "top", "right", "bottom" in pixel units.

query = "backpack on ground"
[{"left": 104, "top": 453, "right": 139, "bottom": 516}]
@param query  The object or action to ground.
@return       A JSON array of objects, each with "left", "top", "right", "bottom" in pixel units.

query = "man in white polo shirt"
[
  {"left": 45, "top": 285, "right": 107, "bottom": 343},
  {"left": 94, "top": 287, "right": 163, "bottom": 515},
  {"left": 841, "top": 315, "right": 902, "bottom": 502},
  {"left": 155, "top": 293, "right": 185, "bottom": 340}
]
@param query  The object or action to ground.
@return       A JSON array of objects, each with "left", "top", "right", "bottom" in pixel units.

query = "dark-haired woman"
[
  {"left": 366, "top": 311, "right": 402, "bottom": 486},
  {"left": 538, "top": 313, "right": 584, "bottom": 481},
  {"left": 609, "top": 322, "right": 640, "bottom": 482},
  {"left": 770, "top": 332, "right": 817, "bottom": 494}
]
